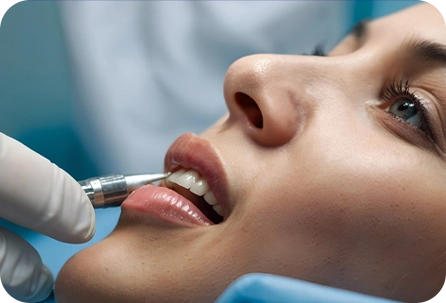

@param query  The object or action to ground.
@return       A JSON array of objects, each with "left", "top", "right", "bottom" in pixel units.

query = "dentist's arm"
[{"left": 0, "top": 133, "right": 95, "bottom": 302}]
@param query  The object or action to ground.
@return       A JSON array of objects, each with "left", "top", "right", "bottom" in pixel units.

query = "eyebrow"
[
  {"left": 351, "top": 19, "right": 446, "bottom": 68},
  {"left": 404, "top": 39, "right": 446, "bottom": 67}
]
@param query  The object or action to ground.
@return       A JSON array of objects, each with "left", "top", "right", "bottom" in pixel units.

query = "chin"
[
  {"left": 54, "top": 242, "right": 227, "bottom": 303},
  {"left": 54, "top": 253, "right": 101, "bottom": 303}
]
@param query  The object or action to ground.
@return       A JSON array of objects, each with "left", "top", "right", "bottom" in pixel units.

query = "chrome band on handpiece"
[{"left": 79, "top": 173, "right": 170, "bottom": 208}]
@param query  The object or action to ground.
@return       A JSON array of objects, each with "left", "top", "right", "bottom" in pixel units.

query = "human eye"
[{"left": 380, "top": 78, "right": 435, "bottom": 144}]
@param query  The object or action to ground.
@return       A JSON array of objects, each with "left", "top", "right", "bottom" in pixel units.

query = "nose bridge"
[{"left": 223, "top": 53, "right": 350, "bottom": 147}]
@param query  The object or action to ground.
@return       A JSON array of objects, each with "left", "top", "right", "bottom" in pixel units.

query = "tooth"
[
  {"left": 165, "top": 178, "right": 175, "bottom": 188},
  {"left": 190, "top": 178, "right": 210, "bottom": 196},
  {"left": 175, "top": 169, "right": 199, "bottom": 189},
  {"left": 204, "top": 191, "right": 217, "bottom": 206},
  {"left": 213, "top": 205, "right": 223, "bottom": 217},
  {"left": 165, "top": 168, "right": 186, "bottom": 187}
]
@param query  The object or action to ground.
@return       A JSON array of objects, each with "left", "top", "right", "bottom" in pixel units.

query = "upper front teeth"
[{"left": 166, "top": 168, "right": 222, "bottom": 216}]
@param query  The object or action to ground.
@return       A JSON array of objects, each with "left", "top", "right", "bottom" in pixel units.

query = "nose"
[{"left": 224, "top": 54, "right": 312, "bottom": 147}]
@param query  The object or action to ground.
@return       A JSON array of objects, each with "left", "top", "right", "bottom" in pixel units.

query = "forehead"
[{"left": 372, "top": 3, "right": 446, "bottom": 43}]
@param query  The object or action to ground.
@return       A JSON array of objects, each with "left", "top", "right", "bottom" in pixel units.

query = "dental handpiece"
[{"left": 79, "top": 173, "right": 170, "bottom": 208}]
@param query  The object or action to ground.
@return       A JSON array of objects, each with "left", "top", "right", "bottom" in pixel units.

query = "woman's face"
[{"left": 55, "top": 3, "right": 446, "bottom": 303}]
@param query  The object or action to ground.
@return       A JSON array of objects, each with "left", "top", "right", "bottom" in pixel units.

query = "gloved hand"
[{"left": 0, "top": 133, "right": 96, "bottom": 302}]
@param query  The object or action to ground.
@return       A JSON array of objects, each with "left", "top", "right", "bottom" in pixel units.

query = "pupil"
[
  {"left": 393, "top": 98, "right": 417, "bottom": 119},
  {"left": 398, "top": 101, "right": 414, "bottom": 111}
]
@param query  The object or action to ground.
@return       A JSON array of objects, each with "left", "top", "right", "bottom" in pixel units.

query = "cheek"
[
  {"left": 234, "top": 159, "right": 442, "bottom": 284},
  {"left": 295, "top": 161, "right": 426, "bottom": 239},
  {"left": 239, "top": 136, "right": 445, "bottom": 258}
]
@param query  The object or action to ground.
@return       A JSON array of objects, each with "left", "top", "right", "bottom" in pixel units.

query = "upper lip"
[{"left": 164, "top": 132, "right": 230, "bottom": 219}]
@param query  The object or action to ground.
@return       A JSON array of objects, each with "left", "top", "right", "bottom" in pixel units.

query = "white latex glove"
[{"left": 0, "top": 133, "right": 96, "bottom": 302}]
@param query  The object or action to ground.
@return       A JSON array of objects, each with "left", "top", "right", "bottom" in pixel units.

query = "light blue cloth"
[{"left": 215, "top": 274, "right": 403, "bottom": 303}]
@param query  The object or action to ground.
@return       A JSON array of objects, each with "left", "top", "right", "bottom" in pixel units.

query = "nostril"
[{"left": 235, "top": 92, "right": 263, "bottom": 129}]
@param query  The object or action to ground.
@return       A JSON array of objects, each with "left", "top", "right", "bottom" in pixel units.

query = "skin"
[{"left": 55, "top": 3, "right": 446, "bottom": 303}]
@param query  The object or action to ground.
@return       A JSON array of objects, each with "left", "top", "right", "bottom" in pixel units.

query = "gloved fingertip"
[
  {"left": 84, "top": 209, "right": 96, "bottom": 241},
  {"left": 74, "top": 196, "right": 96, "bottom": 243},
  {"left": 26, "top": 265, "right": 54, "bottom": 303}
]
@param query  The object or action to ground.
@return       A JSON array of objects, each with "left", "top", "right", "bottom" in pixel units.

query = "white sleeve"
[{"left": 57, "top": 1, "right": 351, "bottom": 174}]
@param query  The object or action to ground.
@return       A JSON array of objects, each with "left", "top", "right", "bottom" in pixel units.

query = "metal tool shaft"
[{"left": 79, "top": 173, "right": 170, "bottom": 208}]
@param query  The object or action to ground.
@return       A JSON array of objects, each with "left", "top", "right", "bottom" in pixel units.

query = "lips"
[
  {"left": 121, "top": 133, "right": 229, "bottom": 227},
  {"left": 121, "top": 184, "right": 215, "bottom": 226}
]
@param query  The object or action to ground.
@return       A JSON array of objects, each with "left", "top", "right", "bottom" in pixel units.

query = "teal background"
[
  {"left": 0, "top": 1, "right": 98, "bottom": 180},
  {"left": 0, "top": 1, "right": 421, "bottom": 302}
]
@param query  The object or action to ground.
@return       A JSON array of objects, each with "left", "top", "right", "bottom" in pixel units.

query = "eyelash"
[{"left": 381, "top": 78, "right": 434, "bottom": 142}]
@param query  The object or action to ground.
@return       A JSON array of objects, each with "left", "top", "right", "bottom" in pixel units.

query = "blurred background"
[
  {"left": 0, "top": 1, "right": 98, "bottom": 181},
  {"left": 0, "top": 1, "right": 420, "bottom": 302}
]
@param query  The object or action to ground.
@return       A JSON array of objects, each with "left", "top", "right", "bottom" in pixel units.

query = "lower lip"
[{"left": 121, "top": 184, "right": 214, "bottom": 227}]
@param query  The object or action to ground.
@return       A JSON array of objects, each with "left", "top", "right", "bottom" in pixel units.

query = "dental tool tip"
[{"left": 79, "top": 172, "right": 171, "bottom": 208}]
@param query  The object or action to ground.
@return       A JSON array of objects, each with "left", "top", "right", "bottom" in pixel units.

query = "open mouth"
[{"left": 165, "top": 168, "right": 224, "bottom": 224}]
